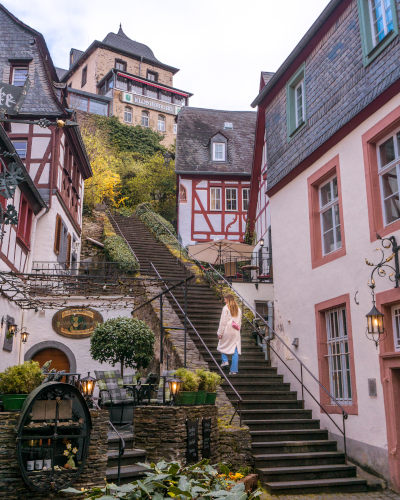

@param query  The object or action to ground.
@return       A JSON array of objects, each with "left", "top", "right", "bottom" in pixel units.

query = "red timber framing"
[
  {"left": 7, "top": 124, "right": 85, "bottom": 234},
  {"left": 187, "top": 175, "right": 250, "bottom": 242}
]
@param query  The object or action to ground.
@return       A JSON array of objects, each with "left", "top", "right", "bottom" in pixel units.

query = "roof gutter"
[
  {"left": 251, "top": 0, "right": 343, "bottom": 108},
  {"left": 175, "top": 170, "right": 251, "bottom": 176}
]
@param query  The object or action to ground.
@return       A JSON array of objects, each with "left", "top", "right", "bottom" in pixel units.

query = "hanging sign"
[
  {"left": 52, "top": 307, "right": 103, "bottom": 339},
  {"left": 186, "top": 419, "right": 199, "bottom": 463},
  {"left": 0, "top": 79, "right": 30, "bottom": 115},
  {"left": 202, "top": 418, "right": 212, "bottom": 459}
]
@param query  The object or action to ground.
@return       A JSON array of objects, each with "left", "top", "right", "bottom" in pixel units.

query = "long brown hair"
[{"left": 225, "top": 294, "right": 239, "bottom": 318}]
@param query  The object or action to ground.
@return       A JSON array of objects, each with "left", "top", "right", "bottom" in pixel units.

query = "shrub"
[
  {"left": 175, "top": 367, "right": 199, "bottom": 392},
  {"left": 195, "top": 369, "right": 208, "bottom": 391},
  {"left": 205, "top": 371, "right": 222, "bottom": 393},
  {"left": 63, "top": 459, "right": 262, "bottom": 500},
  {"left": 90, "top": 317, "right": 155, "bottom": 376},
  {"left": 0, "top": 361, "right": 44, "bottom": 394},
  {"left": 103, "top": 235, "right": 139, "bottom": 271}
]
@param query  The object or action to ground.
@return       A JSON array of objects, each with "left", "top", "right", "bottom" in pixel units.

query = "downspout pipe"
[{"left": 26, "top": 206, "right": 48, "bottom": 274}]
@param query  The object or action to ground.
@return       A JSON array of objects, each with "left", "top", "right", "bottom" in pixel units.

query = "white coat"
[{"left": 217, "top": 305, "right": 242, "bottom": 355}]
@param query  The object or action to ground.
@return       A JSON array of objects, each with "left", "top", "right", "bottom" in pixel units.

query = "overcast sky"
[{"left": 5, "top": 0, "right": 330, "bottom": 111}]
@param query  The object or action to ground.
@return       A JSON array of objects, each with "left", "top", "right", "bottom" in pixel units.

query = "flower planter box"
[
  {"left": 176, "top": 391, "right": 197, "bottom": 405},
  {"left": 205, "top": 392, "right": 217, "bottom": 405},
  {"left": 1, "top": 394, "right": 28, "bottom": 412},
  {"left": 195, "top": 390, "right": 207, "bottom": 404}
]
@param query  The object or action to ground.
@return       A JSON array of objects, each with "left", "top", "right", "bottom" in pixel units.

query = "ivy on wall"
[{"left": 103, "top": 235, "right": 139, "bottom": 271}]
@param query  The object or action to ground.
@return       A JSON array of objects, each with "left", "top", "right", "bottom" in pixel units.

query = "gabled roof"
[
  {"left": 69, "top": 48, "right": 84, "bottom": 68},
  {"left": 62, "top": 25, "right": 179, "bottom": 82},
  {"left": 260, "top": 72, "right": 274, "bottom": 90},
  {"left": 175, "top": 107, "right": 257, "bottom": 175},
  {"left": 55, "top": 67, "right": 67, "bottom": 80}
]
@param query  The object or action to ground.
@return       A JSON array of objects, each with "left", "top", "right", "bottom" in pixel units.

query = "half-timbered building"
[{"left": 175, "top": 107, "right": 256, "bottom": 246}]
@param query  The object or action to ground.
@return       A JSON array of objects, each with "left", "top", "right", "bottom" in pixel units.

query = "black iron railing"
[
  {"left": 32, "top": 261, "right": 140, "bottom": 277},
  {"left": 138, "top": 204, "right": 349, "bottom": 461},
  {"left": 206, "top": 251, "right": 273, "bottom": 283}
]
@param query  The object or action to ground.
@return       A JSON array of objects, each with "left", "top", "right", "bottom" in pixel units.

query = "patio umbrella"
[{"left": 187, "top": 239, "right": 255, "bottom": 265}]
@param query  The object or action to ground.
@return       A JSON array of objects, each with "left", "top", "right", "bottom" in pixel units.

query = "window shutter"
[
  {"left": 66, "top": 233, "right": 72, "bottom": 268},
  {"left": 54, "top": 214, "right": 62, "bottom": 255}
]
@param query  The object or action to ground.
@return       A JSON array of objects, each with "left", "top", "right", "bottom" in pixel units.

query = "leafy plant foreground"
[{"left": 63, "top": 459, "right": 261, "bottom": 500}]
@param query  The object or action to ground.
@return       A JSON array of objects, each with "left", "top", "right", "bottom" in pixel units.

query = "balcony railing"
[{"left": 213, "top": 251, "right": 273, "bottom": 283}]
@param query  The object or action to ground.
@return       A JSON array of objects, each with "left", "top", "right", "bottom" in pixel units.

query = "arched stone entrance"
[{"left": 24, "top": 340, "right": 77, "bottom": 373}]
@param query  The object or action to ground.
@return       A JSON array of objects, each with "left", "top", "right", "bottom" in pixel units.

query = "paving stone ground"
[{"left": 260, "top": 490, "right": 400, "bottom": 500}]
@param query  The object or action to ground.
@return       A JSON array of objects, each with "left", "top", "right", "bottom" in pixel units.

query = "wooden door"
[{"left": 31, "top": 348, "right": 70, "bottom": 373}]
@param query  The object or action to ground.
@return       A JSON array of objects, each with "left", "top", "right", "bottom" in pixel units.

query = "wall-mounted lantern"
[
  {"left": 169, "top": 376, "right": 182, "bottom": 405},
  {"left": 20, "top": 328, "right": 29, "bottom": 343},
  {"left": 163, "top": 151, "right": 172, "bottom": 166},
  {"left": 260, "top": 239, "right": 264, "bottom": 247},
  {"left": 81, "top": 372, "right": 96, "bottom": 399}
]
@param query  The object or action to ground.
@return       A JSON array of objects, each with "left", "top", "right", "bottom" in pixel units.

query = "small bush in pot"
[
  {"left": 205, "top": 371, "right": 222, "bottom": 405},
  {"left": 0, "top": 361, "right": 44, "bottom": 411},
  {"left": 175, "top": 368, "right": 199, "bottom": 405},
  {"left": 195, "top": 369, "right": 208, "bottom": 404}
]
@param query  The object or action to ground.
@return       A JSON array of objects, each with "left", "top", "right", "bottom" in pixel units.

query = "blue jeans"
[{"left": 221, "top": 348, "right": 239, "bottom": 373}]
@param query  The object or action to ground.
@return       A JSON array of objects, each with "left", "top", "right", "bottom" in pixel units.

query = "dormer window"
[
  {"left": 11, "top": 66, "right": 28, "bottom": 87},
  {"left": 224, "top": 122, "right": 233, "bottom": 130},
  {"left": 213, "top": 142, "right": 226, "bottom": 161}
]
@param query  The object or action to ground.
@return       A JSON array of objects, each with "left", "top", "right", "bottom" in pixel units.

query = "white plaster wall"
[
  {"left": 32, "top": 197, "right": 81, "bottom": 267},
  {"left": 231, "top": 282, "right": 274, "bottom": 309},
  {"left": 22, "top": 299, "right": 136, "bottom": 379},
  {"left": 270, "top": 93, "right": 400, "bottom": 456},
  {"left": 178, "top": 178, "right": 192, "bottom": 247},
  {"left": 0, "top": 296, "right": 24, "bottom": 370}
]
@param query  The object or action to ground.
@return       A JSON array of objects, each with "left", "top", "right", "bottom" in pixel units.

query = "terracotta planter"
[
  {"left": 205, "top": 392, "right": 217, "bottom": 405},
  {"left": 195, "top": 390, "right": 207, "bottom": 404},
  {"left": 1, "top": 394, "right": 28, "bottom": 411},
  {"left": 176, "top": 391, "right": 197, "bottom": 405}
]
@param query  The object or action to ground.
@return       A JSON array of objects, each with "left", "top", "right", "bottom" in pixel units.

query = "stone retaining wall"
[
  {"left": 0, "top": 409, "right": 108, "bottom": 499},
  {"left": 134, "top": 405, "right": 219, "bottom": 464}
]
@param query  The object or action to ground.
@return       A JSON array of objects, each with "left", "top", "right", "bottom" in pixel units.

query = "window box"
[
  {"left": 358, "top": 0, "right": 398, "bottom": 67},
  {"left": 286, "top": 64, "right": 306, "bottom": 141}
]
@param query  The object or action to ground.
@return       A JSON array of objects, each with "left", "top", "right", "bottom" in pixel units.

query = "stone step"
[
  {"left": 264, "top": 477, "right": 367, "bottom": 495},
  {"left": 107, "top": 449, "right": 147, "bottom": 467},
  {"left": 106, "top": 464, "right": 148, "bottom": 484},
  {"left": 227, "top": 391, "right": 297, "bottom": 401},
  {"left": 241, "top": 400, "right": 304, "bottom": 410},
  {"left": 258, "top": 463, "right": 357, "bottom": 483},
  {"left": 241, "top": 409, "right": 312, "bottom": 420},
  {"left": 244, "top": 419, "right": 320, "bottom": 431},
  {"left": 222, "top": 382, "right": 291, "bottom": 393},
  {"left": 254, "top": 451, "right": 345, "bottom": 468},
  {"left": 252, "top": 440, "right": 337, "bottom": 454},
  {"left": 250, "top": 429, "right": 328, "bottom": 442}
]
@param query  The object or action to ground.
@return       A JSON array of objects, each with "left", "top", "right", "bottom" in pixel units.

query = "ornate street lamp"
[
  {"left": 6, "top": 320, "right": 17, "bottom": 337},
  {"left": 81, "top": 372, "right": 96, "bottom": 400},
  {"left": 168, "top": 376, "right": 182, "bottom": 405},
  {"left": 260, "top": 239, "right": 264, "bottom": 247},
  {"left": 163, "top": 151, "right": 172, "bottom": 166}
]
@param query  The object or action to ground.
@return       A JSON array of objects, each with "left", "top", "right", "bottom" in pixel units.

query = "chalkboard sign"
[
  {"left": 202, "top": 418, "right": 211, "bottom": 459},
  {"left": 186, "top": 419, "right": 199, "bottom": 463}
]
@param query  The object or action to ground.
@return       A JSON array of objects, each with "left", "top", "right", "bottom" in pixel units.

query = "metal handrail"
[
  {"left": 106, "top": 207, "right": 139, "bottom": 262},
  {"left": 149, "top": 262, "right": 243, "bottom": 426},
  {"left": 138, "top": 204, "right": 348, "bottom": 459},
  {"left": 91, "top": 398, "right": 125, "bottom": 486}
]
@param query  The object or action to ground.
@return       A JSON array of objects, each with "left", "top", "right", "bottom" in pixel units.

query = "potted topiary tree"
[
  {"left": 0, "top": 361, "right": 44, "bottom": 411},
  {"left": 205, "top": 371, "right": 222, "bottom": 405},
  {"left": 90, "top": 317, "right": 155, "bottom": 376},
  {"left": 175, "top": 368, "right": 199, "bottom": 405},
  {"left": 195, "top": 369, "right": 208, "bottom": 404}
]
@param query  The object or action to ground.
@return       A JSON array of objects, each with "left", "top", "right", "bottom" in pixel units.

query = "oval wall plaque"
[{"left": 52, "top": 307, "right": 103, "bottom": 339}]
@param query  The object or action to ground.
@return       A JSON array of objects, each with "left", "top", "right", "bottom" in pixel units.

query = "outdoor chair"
[
  {"left": 224, "top": 261, "right": 237, "bottom": 281},
  {"left": 137, "top": 373, "right": 159, "bottom": 405},
  {"left": 95, "top": 370, "right": 138, "bottom": 426},
  {"left": 150, "top": 370, "right": 177, "bottom": 405}
]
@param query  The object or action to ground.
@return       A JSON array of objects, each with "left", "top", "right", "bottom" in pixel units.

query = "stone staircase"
[
  {"left": 107, "top": 428, "right": 148, "bottom": 485},
  {"left": 110, "top": 213, "right": 368, "bottom": 495}
]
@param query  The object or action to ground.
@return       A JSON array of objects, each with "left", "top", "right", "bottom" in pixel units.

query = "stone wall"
[
  {"left": 133, "top": 282, "right": 253, "bottom": 469},
  {"left": 0, "top": 409, "right": 108, "bottom": 499},
  {"left": 81, "top": 207, "right": 106, "bottom": 262},
  {"left": 134, "top": 406, "right": 219, "bottom": 464}
]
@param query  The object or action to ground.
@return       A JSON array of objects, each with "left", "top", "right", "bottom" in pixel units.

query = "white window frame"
[
  {"left": 224, "top": 122, "right": 233, "bottom": 130},
  {"left": 210, "top": 187, "right": 221, "bottom": 211},
  {"left": 141, "top": 111, "right": 149, "bottom": 127},
  {"left": 325, "top": 306, "right": 353, "bottom": 405},
  {"left": 319, "top": 174, "right": 341, "bottom": 256},
  {"left": 225, "top": 188, "right": 238, "bottom": 212},
  {"left": 213, "top": 142, "right": 226, "bottom": 162},
  {"left": 158, "top": 115, "right": 165, "bottom": 132},
  {"left": 12, "top": 140, "right": 27, "bottom": 159},
  {"left": 377, "top": 126, "right": 400, "bottom": 226},
  {"left": 295, "top": 79, "right": 304, "bottom": 128},
  {"left": 242, "top": 188, "right": 250, "bottom": 211},
  {"left": 392, "top": 304, "right": 400, "bottom": 351},
  {"left": 124, "top": 107, "right": 132, "bottom": 123},
  {"left": 12, "top": 66, "right": 28, "bottom": 87},
  {"left": 369, "top": 0, "right": 394, "bottom": 46},
  {"left": 173, "top": 123, "right": 177, "bottom": 135}
]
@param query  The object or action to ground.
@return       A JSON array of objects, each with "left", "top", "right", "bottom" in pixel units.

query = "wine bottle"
[
  {"left": 44, "top": 439, "right": 52, "bottom": 469},
  {"left": 27, "top": 440, "right": 35, "bottom": 471},
  {"left": 35, "top": 439, "right": 43, "bottom": 470}
]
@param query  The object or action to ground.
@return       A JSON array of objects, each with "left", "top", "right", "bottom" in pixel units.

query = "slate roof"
[
  {"left": 175, "top": 107, "right": 256, "bottom": 175},
  {"left": 55, "top": 67, "right": 67, "bottom": 80},
  {"left": 261, "top": 72, "right": 274, "bottom": 86},
  {"left": 69, "top": 48, "right": 84, "bottom": 68}
]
